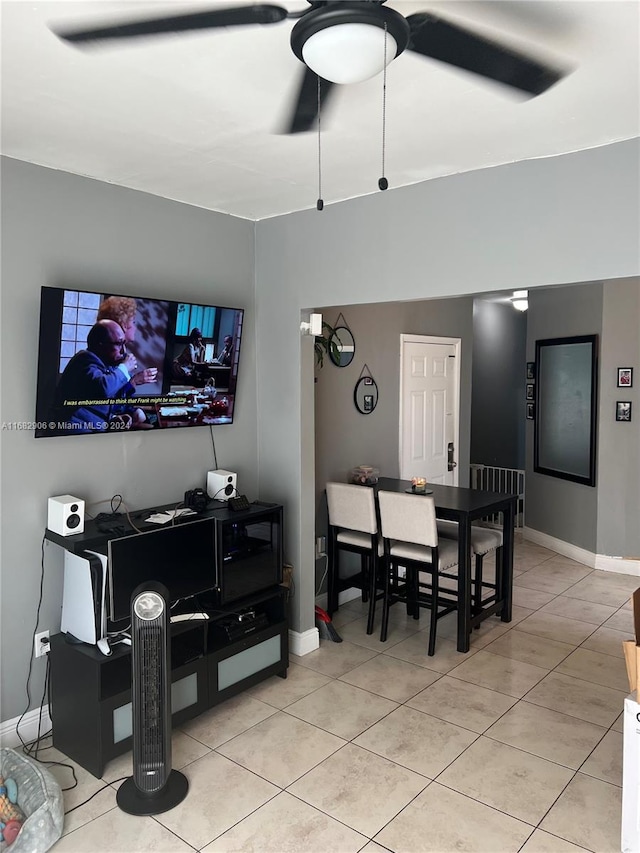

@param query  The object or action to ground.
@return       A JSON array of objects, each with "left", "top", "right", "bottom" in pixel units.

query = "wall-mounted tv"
[{"left": 34, "top": 287, "right": 244, "bottom": 437}]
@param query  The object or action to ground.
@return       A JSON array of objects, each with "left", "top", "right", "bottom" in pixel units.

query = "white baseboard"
[
  {"left": 0, "top": 705, "right": 52, "bottom": 750},
  {"left": 288, "top": 628, "right": 319, "bottom": 656},
  {"left": 523, "top": 527, "right": 640, "bottom": 576},
  {"left": 315, "top": 587, "right": 362, "bottom": 612}
]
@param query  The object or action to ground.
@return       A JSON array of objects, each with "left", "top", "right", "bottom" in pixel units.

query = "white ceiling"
[{"left": 2, "top": 0, "right": 639, "bottom": 221}]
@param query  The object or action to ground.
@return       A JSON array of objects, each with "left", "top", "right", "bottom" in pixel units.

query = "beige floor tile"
[
  {"left": 284, "top": 679, "right": 398, "bottom": 739},
  {"left": 154, "top": 751, "right": 278, "bottom": 849},
  {"left": 407, "top": 674, "right": 517, "bottom": 733},
  {"left": 485, "top": 701, "right": 607, "bottom": 769},
  {"left": 60, "top": 786, "right": 118, "bottom": 837},
  {"left": 330, "top": 606, "right": 369, "bottom": 629},
  {"left": 515, "top": 611, "right": 596, "bottom": 645},
  {"left": 438, "top": 736, "right": 574, "bottom": 824},
  {"left": 519, "top": 828, "right": 592, "bottom": 852},
  {"left": 512, "top": 587, "right": 557, "bottom": 610},
  {"left": 353, "top": 704, "right": 477, "bottom": 777},
  {"left": 291, "top": 639, "right": 378, "bottom": 678},
  {"left": 375, "top": 781, "right": 532, "bottom": 853},
  {"left": 243, "top": 661, "right": 331, "bottom": 708},
  {"left": 382, "top": 631, "right": 477, "bottom": 673},
  {"left": 590, "top": 569, "right": 640, "bottom": 593},
  {"left": 44, "top": 748, "right": 117, "bottom": 834},
  {"left": 337, "top": 612, "right": 421, "bottom": 650},
  {"left": 612, "top": 711, "right": 623, "bottom": 732},
  {"left": 540, "top": 772, "right": 622, "bottom": 853},
  {"left": 540, "top": 557, "right": 593, "bottom": 577},
  {"left": 448, "top": 649, "right": 548, "bottom": 698},
  {"left": 216, "top": 711, "right": 345, "bottom": 787},
  {"left": 359, "top": 843, "right": 392, "bottom": 853},
  {"left": 581, "top": 625, "right": 629, "bottom": 658},
  {"left": 51, "top": 808, "right": 194, "bottom": 852},
  {"left": 603, "top": 607, "right": 635, "bottom": 633},
  {"left": 562, "top": 575, "right": 633, "bottom": 608},
  {"left": 202, "top": 791, "right": 368, "bottom": 852},
  {"left": 338, "top": 652, "right": 441, "bottom": 701},
  {"left": 523, "top": 672, "right": 626, "bottom": 727},
  {"left": 580, "top": 729, "right": 623, "bottom": 786},
  {"left": 514, "top": 564, "right": 590, "bottom": 595},
  {"left": 540, "top": 595, "right": 618, "bottom": 626},
  {"left": 287, "top": 743, "right": 427, "bottom": 837},
  {"left": 468, "top": 620, "right": 513, "bottom": 649},
  {"left": 180, "top": 693, "right": 277, "bottom": 749},
  {"left": 555, "top": 647, "right": 630, "bottom": 692},
  {"left": 484, "top": 629, "right": 574, "bottom": 669}
]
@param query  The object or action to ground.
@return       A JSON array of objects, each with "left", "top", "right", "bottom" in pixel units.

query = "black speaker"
[{"left": 116, "top": 582, "right": 188, "bottom": 815}]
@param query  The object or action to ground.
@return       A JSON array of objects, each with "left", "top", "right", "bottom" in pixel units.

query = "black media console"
[{"left": 46, "top": 501, "right": 288, "bottom": 778}]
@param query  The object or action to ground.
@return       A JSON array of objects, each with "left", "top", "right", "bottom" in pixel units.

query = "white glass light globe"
[{"left": 302, "top": 23, "right": 397, "bottom": 85}]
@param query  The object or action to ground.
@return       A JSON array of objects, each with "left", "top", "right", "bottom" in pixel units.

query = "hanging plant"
[{"left": 314, "top": 321, "right": 340, "bottom": 368}]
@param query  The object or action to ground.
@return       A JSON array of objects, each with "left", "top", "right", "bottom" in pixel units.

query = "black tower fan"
[{"left": 116, "top": 582, "right": 188, "bottom": 815}]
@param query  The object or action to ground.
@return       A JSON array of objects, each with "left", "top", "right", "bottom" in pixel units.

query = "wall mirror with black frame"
[
  {"left": 328, "top": 314, "right": 355, "bottom": 367},
  {"left": 534, "top": 335, "right": 598, "bottom": 486}
]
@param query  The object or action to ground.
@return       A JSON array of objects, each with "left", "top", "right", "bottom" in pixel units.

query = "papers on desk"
[{"left": 145, "top": 508, "right": 197, "bottom": 524}]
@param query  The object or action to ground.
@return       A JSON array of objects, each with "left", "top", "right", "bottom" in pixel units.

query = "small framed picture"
[
  {"left": 526, "top": 384, "right": 535, "bottom": 401},
  {"left": 363, "top": 394, "right": 374, "bottom": 412},
  {"left": 363, "top": 377, "right": 373, "bottom": 385},
  {"left": 526, "top": 402, "right": 534, "bottom": 420},
  {"left": 526, "top": 362, "right": 536, "bottom": 381},
  {"left": 616, "top": 401, "right": 632, "bottom": 422},
  {"left": 617, "top": 367, "right": 633, "bottom": 387}
]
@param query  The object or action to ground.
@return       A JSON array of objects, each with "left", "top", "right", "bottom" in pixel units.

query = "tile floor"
[{"left": 44, "top": 536, "right": 633, "bottom": 852}]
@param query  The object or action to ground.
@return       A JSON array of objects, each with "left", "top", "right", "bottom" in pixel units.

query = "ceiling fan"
[{"left": 54, "top": 1, "right": 566, "bottom": 134}]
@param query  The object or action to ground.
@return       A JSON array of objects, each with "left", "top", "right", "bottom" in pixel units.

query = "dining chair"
[
  {"left": 377, "top": 490, "right": 459, "bottom": 656},
  {"left": 437, "top": 519, "right": 503, "bottom": 615},
  {"left": 325, "top": 482, "right": 383, "bottom": 635}
]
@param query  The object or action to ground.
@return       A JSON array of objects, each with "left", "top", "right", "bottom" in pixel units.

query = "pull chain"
[
  {"left": 378, "top": 23, "right": 389, "bottom": 191},
  {"left": 316, "top": 75, "right": 324, "bottom": 211}
]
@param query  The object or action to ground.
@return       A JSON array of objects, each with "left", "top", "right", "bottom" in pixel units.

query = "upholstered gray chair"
[
  {"left": 326, "top": 482, "right": 383, "bottom": 635},
  {"left": 437, "top": 519, "right": 503, "bottom": 614},
  {"left": 377, "top": 491, "right": 459, "bottom": 655}
]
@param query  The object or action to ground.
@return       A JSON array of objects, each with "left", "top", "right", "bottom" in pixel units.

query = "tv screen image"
[{"left": 34, "top": 287, "right": 244, "bottom": 437}]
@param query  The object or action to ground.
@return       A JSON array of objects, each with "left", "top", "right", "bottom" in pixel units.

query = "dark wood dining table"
[{"left": 374, "top": 478, "right": 517, "bottom": 653}]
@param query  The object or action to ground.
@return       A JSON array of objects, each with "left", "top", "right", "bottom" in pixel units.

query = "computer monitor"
[{"left": 107, "top": 519, "right": 216, "bottom": 622}]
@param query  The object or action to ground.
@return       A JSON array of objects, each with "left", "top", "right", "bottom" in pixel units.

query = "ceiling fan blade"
[
  {"left": 407, "top": 12, "right": 563, "bottom": 96},
  {"left": 55, "top": 4, "right": 289, "bottom": 45},
  {"left": 284, "top": 67, "right": 335, "bottom": 134}
]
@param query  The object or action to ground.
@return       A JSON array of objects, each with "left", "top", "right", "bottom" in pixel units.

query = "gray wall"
[
  {"left": 525, "top": 283, "right": 604, "bottom": 551},
  {"left": 0, "top": 157, "right": 257, "bottom": 722},
  {"left": 471, "top": 299, "right": 527, "bottom": 469},
  {"left": 597, "top": 278, "right": 640, "bottom": 558},
  {"left": 255, "top": 140, "right": 640, "bottom": 638}
]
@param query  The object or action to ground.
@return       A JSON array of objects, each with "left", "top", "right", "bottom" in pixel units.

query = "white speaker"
[
  {"left": 48, "top": 494, "right": 85, "bottom": 536},
  {"left": 206, "top": 470, "right": 237, "bottom": 501}
]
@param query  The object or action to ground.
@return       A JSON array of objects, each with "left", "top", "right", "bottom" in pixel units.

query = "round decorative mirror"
[
  {"left": 329, "top": 326, "right": 355, "bottom": 367},
  {"left": 354, "top": 376, "right": 378, "bottom": 415}
]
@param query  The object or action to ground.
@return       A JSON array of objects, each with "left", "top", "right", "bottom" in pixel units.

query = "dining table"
[{"left": 374, "top": 477, "right": 517, "bottom": 653}]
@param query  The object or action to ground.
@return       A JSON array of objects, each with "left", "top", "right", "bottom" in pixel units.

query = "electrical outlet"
[
  {"left": 316, "top": 536, "right": 326, "bottom": 558},
  {"left": 34, "top": 630, "right": 50, "bottom": 658}
]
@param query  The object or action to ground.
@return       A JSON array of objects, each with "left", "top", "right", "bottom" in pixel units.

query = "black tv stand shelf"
[{"left": 49, "top": 585, "right": 288, "bottom": 778}]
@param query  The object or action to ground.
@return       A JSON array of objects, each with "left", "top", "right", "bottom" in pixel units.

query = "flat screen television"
[
  {"left": 107, "top": 518, "right": 216, "bottom": 622},
  {"left": 34, "top": 286, "right": 244, "bottom": 437}
]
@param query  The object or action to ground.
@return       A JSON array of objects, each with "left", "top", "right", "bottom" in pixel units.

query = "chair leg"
[
  {"left": 361, "top": 553, "right": 369, "bottom": 603},
  {"left": 495, "top": 545, "right": 504, "bottom": 611},
  {"left": 366, "top": 554, "right": 378, "bottom": 635},
  {"left": 473, "top": 553, "right": 484, "bottom": 620},
  {"left": 380, "top": 558, "right": 392, "bottom": 642},
  {"left": 427, "top": 567, "right": 439, "bottom": 656}
]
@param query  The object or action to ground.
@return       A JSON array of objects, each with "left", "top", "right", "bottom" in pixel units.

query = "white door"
[{"left": 399, "top": 335, "right": 460, "bottom": 485}]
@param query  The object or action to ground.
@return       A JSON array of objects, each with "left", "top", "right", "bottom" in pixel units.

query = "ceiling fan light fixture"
[
  {"left": 302, "top": 23, "right": 397, "bottom": 85},
  {"left": 291, "top": 4, "right": 410, "bottom": 86}
]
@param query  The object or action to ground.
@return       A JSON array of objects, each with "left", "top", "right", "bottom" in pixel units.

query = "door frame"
[{"left": 399, "top": 334, "right": 462, "bottom": 486}]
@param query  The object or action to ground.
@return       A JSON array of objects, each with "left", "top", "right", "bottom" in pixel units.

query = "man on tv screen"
[{"left": 50, "top": 319, "right": 157, "bottom": 433}]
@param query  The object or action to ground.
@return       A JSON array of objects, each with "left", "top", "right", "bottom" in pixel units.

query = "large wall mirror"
[{"left": 534, "top": 335, "right": 598, "bottom": 486}]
